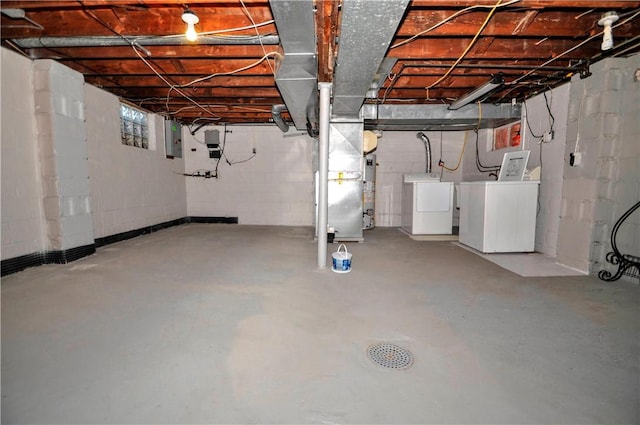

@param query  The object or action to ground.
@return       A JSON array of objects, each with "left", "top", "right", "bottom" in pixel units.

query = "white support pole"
[{"left": 317, "top": 82, "right": 331, "bottom": 269}]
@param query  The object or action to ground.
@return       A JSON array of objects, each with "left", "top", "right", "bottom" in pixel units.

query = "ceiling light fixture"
[
  {"left": 448, "top": 73, "right": 505, "bottom": 110},
  {"left": 181, "top": 8, "right": 199, "bottom": 42},
  {"left": 598, "top": 11, "right": 619, "bottom": 51}
]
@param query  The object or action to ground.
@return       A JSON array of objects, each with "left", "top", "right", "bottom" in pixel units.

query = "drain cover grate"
[{"left": 367, "top": 343, "right": 414, "bottom": 369}]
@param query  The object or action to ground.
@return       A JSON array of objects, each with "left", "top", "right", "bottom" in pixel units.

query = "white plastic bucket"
[{"left": 331, "top": 244, "right": 352, "bottom": 273}]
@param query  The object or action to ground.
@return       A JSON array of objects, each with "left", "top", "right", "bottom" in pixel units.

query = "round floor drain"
[{"left": 367, "top": 343, "right": 414, "bottom": 369}]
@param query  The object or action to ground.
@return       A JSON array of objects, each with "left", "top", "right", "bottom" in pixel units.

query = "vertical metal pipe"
[{"left": 317, "top": 82, "right": 331, "bottom": 269}]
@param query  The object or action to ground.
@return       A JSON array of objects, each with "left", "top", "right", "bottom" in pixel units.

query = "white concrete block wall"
[
  {"left": 558, "top": 54, "right": 640, "bottom": 275},
  {"left": 33, "top": 59, "right": 94, "bottom": 251},
  {"left": 374, "top": 130, "right": 465, "bottom": 227},
  {"left": 1, "top": 48, "right": 45, "bottom": 260},
  {"left": 85, "top": 85, "right": 187, "bottom": 239},
  {"left": 184, "top": 125, "right": 315, "bottom": 225},
  {"left": 523, "top": 84, "right": 571, "bottom": 257}
]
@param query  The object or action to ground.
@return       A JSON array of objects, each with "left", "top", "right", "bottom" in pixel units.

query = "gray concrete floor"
[{"left": 2, "top": 224, "right": 638, "bottom": 424}]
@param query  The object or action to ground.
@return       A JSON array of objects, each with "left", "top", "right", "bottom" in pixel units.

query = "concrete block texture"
[
  {"left": 85, "top": 85, "right": 187, "bottom": 238},
  {"left": 1, "top": 49, "right": 46, "bottom": 259},
  {"left": 605, "top": 68, "right": 623, "bottom": 92},
  {"left": 185, "top": 125, "right": 314, "bottom": 226},
  {"left": 557, "top": 55, "right": 640, "bottom": 275},
  {"left": 583, "top": 94, "right": 601, "bottom": 117},
  {"left": 602, "top": 114, "right": 621, "bottom": 138},
  {"left": 34, "top": 91, "right": 53, "bottom": 114},
  {"left": 561, "top": 179, "right": 597, "bottom": 203},
  {"left": 557, "top": 217, "right": 592, "bottom": 272},
  {"left": 600, "top": 91, "right": 622, "bottom": 114}
]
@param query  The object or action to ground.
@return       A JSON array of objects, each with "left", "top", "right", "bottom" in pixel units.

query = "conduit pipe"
[
  {"left": 317, "top": 82, "right": 331, "bottom": 269},
  {"left": 13, "top": 35, "right": 280, "bottom": 48},
  {"left": 271, "top": 104, "right": 289, "bottom": 133}
]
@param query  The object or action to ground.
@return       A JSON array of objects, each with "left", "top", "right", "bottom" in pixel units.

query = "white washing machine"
[{"left": 401, "top": 173, "right": 454, "bottom": 235}]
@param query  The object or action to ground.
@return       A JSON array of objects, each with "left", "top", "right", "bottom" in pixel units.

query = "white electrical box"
[
  {"left": 458, "top": 181, "right": 539, "bottom": 253},
  {"left": 164, "top": 120, "right": 182, "bottom": 158}
]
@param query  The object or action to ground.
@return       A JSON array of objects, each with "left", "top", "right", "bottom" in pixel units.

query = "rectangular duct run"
[
  {"left": 361, "top": 103, "right": 523, "bottom": 131},
  {"left": 332, "top": 0, "right": 410, "bottom": 117},
  {"left": 270, "top": 0, "right": 318, "bottom": 132}
]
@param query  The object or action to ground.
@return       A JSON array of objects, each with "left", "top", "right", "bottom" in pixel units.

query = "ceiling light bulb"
[
  {"left": 598, "top": 11, "right": 619, "bottom": 51},
  {"left": 181, "top": 9, "right": 199, "bottom": 42},
  {"left": 185, "top": 23, "right": 197, "bottom": 41}
]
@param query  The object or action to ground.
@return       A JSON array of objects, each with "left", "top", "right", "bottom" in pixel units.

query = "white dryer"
[{"left": 401, "top": 174, "right": 454, "bottom": 235}]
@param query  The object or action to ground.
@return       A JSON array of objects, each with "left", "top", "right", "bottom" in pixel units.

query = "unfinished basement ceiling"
[{"left": 2, "top": 1, "right": 639, "bottom": 127}]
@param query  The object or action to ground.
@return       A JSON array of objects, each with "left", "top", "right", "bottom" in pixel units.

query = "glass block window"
[{"left": 120, "top": 103, "right": 149, "bottom": 148}]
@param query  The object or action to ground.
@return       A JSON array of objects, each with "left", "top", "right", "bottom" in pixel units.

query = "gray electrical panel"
[{"left": 165, "top": 120, "right": 182, "bottom": 158}]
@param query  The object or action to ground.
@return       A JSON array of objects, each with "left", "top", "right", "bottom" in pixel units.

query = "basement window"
[{"left": 120, "top": 103, "right": 149, "bottom": 149}]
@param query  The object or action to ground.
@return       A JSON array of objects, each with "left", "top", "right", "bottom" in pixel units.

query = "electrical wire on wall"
[
  {"left": 183, "top": 123, "right": 257, "bottom": 180},
  {"left": 439, "top": 131, "right": 468, "bottom": 173},
  {"left": 472, "top": 102, "right": 501, "bottom": 174},
  {"left": 473, "top": 129, "right": 501, "bottom": 175},
  {"left": 521, "top": 87, "right": 556, "bottom": 216},
  {"left": 522, "top": 88, "right": 555, "bottom": 143}
]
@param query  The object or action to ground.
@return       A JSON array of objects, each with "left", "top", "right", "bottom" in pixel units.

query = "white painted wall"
[
  {"left": 1, "top": 49, "right": 45, "bottom": 260},
  {"left": 85, "top": 85, "right": 187, "bottom": 239},
  {"left": 33, "top": 59, "right": 94, "bottom": 251},
  {"left": 374, "top": 130, "right": 466, "bottom": 227},
  {"left": 524, "top": 84, "right": 570, "bottom": 257},
  {"left": 184, "top": 125, "right": 315, "bottom": 225},
  {"left": 559, "top": 54, "right": 640, "bottom": 275}
]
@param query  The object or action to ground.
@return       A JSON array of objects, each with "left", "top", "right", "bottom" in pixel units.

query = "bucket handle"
[{"left": 337, "top": 244, "right": 348, "bottom": 255}]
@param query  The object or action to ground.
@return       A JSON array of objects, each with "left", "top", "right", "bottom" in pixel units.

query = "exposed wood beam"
[
  {"left": 395, "top": 10, "right": 625, "bottom": 38},
  {"left": 65, "top": 59, "right": 277, "bottom": 74},
  {"left": 85, "top": 75, "right": 277, "bottom": 87},
  {"left": 512, "top": 10, "right": 539, "bottom": 35},
  {"left": 389, "top": 37, "right": 600, "bottom": 59},
  {"left": 136, "top": 98, "right": 281, "bottom": 106},
  {"left": 1, "top": 1, "right": 271, "bottom": 8},
  {"left": 116, "top": 87, "right": 281, "bottom": 97},
  {"left": 315, "top": 0, "right": 339, "bottom": 82},
  {"left": 1, "top": 7, "right": 275, "bottom": 38},
  {"left": 409, "top": 1, "right": 640, "bottom": 7}
]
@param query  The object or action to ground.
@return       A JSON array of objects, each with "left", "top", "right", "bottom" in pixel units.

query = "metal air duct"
[
  {"left": 362, "top": 103, "right": 522, "bottom": 131},
  {"left": 269, "top": 0, "right": 318, "bottom": 133},
  {"left": 331, "top": 0, "right": 410, "bottom": 117},
  {"left": 271, "top": 104, "right": 290, "bottom": 133}
]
